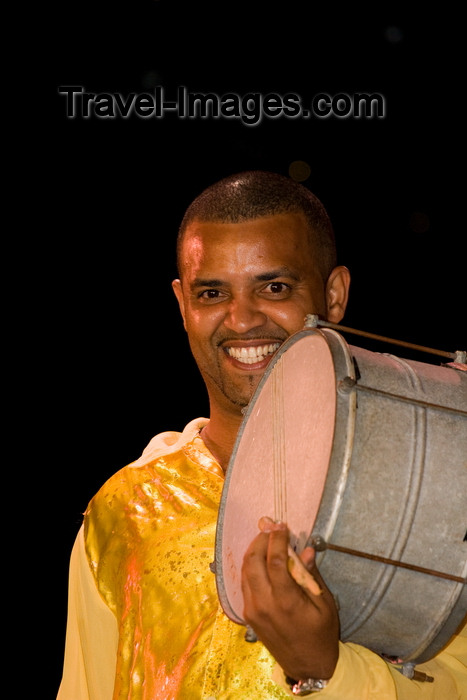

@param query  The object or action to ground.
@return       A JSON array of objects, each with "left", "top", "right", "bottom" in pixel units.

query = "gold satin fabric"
[
  {"left": 84, "top": 433, "right": 289, "bottom": 699},
  {"left": 60, "top": 421, "right": 466, "bottom": 699}
]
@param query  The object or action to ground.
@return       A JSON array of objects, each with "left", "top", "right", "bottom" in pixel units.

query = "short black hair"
[{"left": 177, "top": 170, "right": 337, "bottom": 279}]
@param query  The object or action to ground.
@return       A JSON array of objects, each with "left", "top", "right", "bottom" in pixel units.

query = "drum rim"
[{"left": 215, "top": 326, "right": 351, "bottom": 623}]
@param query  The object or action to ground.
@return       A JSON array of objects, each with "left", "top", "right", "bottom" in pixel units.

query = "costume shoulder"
[
  {"left": 82, "top": 418, "right": 209, "bottom": 612},
  {"left": 131, "top": 417, "right": 209, "bottom": 466},
  {"left": 85, "top": 417, "right": 209, "bottom": 527}
]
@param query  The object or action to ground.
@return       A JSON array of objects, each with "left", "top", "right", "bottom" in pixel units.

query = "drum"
[{"left": 214, "top": 327, "right": 467, "bottom": 663}]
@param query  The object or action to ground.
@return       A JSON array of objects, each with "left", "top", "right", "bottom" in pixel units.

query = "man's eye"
[
  {"left": 199, "top": 289, "right": 221, "bottom": 300},
  {"left": 266, "top": 282, "right": 290, "bottom": 294}
]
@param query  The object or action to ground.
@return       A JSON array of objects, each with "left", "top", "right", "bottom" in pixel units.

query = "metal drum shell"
[{"left": 311, "top": 329, "right": 467, "bottom": 663}]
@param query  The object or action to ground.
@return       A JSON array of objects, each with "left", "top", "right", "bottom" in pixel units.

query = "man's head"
[
  {"left": 177, "top": 170, "right": 337, "bottom": 283},
  {"left": 172, "top": 171, "right": 350, "bottom": 420}
]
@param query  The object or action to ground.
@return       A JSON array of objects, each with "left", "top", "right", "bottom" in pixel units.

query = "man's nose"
[{"left": 223, "top": 296, "right": 267, "bottom": 333}]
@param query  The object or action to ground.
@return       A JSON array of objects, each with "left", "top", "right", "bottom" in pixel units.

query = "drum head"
[{"left": 215, "top": 329, "right": 337, "bottom": 624}]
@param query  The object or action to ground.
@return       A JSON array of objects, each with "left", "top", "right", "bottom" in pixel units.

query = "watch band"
[{"left": 286, "top": 675, "right": 329, "bottom": 695}]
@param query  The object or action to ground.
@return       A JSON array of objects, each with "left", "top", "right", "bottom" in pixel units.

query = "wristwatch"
[{"left": 286, "top": 676, "right": 329, "bottom": 695}]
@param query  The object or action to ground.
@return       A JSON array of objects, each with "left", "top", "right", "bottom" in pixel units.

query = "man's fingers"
[
  {"left": 299, "top": 546, "right": 316, "bottom": 568},
  {"left": 258, "top": 516, "right": 286, "bottom": 533},
  {"left": 287, "top": 546, "right": 323, "bottom": 597}
]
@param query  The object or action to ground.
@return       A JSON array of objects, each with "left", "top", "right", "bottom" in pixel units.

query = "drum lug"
[
  {"left": 337, "top": 376, "right": 357, "bottom": 394},
  {"left": 400, "top": 662, "right": 434, "bottom": 683},
  {"left": 244, "top": 625, "right": 258, "bottom": 643},
  {"left": 303, "top": 313, "right": 319, "bottom": 328},
  {"left": 308, "top": 535, "right": 328, "bottom": 552}
]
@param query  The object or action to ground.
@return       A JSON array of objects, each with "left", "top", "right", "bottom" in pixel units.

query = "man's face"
[{"left": 173, "top": 212, "right": 330, "bottom": 416}]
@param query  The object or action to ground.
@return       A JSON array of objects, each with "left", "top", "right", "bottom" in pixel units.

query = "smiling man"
[
  {"left": 172, "top": 208, "right": 349, "bottom": 469},
  {"left": 58, "top": 171, "right": 466, "bottom": 699}
]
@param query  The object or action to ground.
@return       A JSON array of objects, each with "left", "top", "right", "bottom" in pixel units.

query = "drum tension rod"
[
  {"left": 309, "top": 536, "right": 466, "bottom": 584},
  {"left": 341, "top": 381, "right": 467, "bottom": 418},
  {"left": 304, "top": 314, "right": 466, "bottom": 363}
]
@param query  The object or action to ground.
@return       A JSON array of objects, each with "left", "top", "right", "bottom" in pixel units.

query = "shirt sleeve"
[
  {"left": 57, "top": 526, "right": 119, "bottom": 700},
  {"left": 275, "top": 624, "right": 466, "bottom": 700},
  {"left": 58, "top": 524, "right": 467, "bottom": 700}
]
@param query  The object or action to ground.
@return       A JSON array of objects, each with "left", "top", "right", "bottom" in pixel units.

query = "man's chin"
[{"left": 224, "top": 376, "right": 263, "bottom": 412}]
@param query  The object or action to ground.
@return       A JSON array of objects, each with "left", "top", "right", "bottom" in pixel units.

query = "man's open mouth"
[{"left": 226, "top": 343, "right": 280, "bottom": 365}]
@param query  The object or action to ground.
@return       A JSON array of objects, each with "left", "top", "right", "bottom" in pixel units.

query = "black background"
[{"left": 44, "top": 5, "right": 465, "bottom": 696}]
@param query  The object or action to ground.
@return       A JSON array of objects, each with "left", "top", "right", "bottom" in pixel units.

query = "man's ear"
[
  {"left": 172, "top": 279, "right": 187, "bottom": 330},
  {"left": 325, "top": 266, "right": 351, "bottom": 323}
]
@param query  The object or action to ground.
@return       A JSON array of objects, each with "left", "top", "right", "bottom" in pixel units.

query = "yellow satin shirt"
[{"left": 58, "top": 418, "right": 466, "bottom": 699}]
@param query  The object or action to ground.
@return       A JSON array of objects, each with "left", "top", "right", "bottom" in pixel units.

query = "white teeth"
[{"left": 227, "top": 343, "right": 280, "bottom": 364}]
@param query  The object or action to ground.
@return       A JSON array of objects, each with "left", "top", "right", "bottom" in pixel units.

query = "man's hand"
[{"left": 241, "top": 517, "right": 340, "bottom": 681}]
